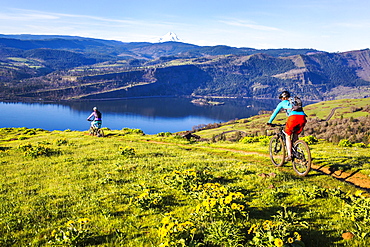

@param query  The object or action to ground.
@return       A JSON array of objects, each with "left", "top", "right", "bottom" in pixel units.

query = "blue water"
[{"left": 2, "top": 97, "right": 277, "bottom": 134}]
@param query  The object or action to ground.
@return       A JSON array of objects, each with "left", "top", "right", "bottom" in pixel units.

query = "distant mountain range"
[{"left": 0, "top": 34, "right": 369, "bottom": 101}]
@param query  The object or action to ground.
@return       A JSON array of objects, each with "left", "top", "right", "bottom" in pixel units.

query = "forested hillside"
[{"left": 0, "top": 35, "right": 369, "bottom": 101}]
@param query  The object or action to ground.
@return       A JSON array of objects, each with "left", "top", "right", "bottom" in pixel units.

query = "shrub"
[
  {"left": 157, "top": 132, "right": 172, "bottom": 137},
  {"left": 122, "top": 128, "right": 144, "bottom": 135},
  {"left": 240, "top": 135, "right": 270, "bottom": 146},
  {"left": 204, "top": 221, "right": 245, "bottom": 246},
  {"left": 55, "top": 138, "right": 68, "bottom": 146},
  {"left": 240, "top": 136, "right": 256, "bottom": 144},
  {"left": 133, "top": 188, "right": 164, "bottom": 209},
  {"left": 353, "top": 142, "right": 367, "bottom": 148},
  {"left": 164, "top": 169, "right": 212, "bottom": 193},
  {"left": 119, "top": 146, "right": 136, "bottom": 156},
  {"left": 158, "top": 215, "right": 198, "bottom": 247},
  {"left": 338, "top": 139, "right": 352, "bottom": 147},
  {"left": 48, "top": 218, "right": 92, "bottom": 245},
  {"left": 301, "top": 135, "right": 319, "bottom": 145},
  {"left": 18, "top": 143, "right": 56, "bottom": 158}
]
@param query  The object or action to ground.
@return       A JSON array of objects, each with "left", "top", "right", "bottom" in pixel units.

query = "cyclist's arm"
[
  {"left": 87, "top": 112, "right": 94, "bottom": 120},
  {"left": 268, "top": 102, "right": 284, "bottom": 123}
]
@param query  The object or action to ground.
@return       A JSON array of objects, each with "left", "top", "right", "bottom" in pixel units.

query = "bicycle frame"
[
  {"left": 268, "top": 123, "right": 311, "bottom": 176},
  {"left": 87, "top": 120, "right": 104, "bottom": 137}
]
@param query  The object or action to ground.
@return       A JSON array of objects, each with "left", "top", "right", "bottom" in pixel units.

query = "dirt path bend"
[{"left": 144, "top": 140, "right": 370, "bottom": 191}]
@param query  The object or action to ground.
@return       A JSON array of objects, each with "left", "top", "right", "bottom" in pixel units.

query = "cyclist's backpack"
[{"left": 289, "top": 96, "right": 303, "bottom": 112}]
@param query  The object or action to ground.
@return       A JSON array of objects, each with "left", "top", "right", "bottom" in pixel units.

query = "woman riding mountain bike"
[
  {"left": 87, "top": 106, "right": 102, "bottom": 129},
  {"left": 267, "top": 91, "right": 307, "bottom": 161},
  {"left": 87, "top": 106, "right": 104, "bottom": 137}
]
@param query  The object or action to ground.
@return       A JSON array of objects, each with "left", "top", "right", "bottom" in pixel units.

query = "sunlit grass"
[{"left": 1, "top": 125, "right": 370, "bottom": 246}]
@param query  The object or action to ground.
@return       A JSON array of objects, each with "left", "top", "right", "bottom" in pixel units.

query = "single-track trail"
[{"left": 143, "top": 140, "right": 370, "bottom": 191}]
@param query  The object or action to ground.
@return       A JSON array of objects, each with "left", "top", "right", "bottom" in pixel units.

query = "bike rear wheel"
[
  {"left": 292, "top": 140, "right": 311, "bottom": 176},
  {"left": 269, "top": 136, "right": 286, "bottom": 167}
]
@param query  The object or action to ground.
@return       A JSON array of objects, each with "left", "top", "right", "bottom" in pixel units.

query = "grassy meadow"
[{"left": 1, "top": 98, "right": 370, "bottom": 246}]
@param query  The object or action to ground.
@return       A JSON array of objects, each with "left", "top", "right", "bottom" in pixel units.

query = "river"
[{"left": 1, "top": 97, "right": 278, "bottom": 134}]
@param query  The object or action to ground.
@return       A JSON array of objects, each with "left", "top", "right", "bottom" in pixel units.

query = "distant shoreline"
[{"left": 0, "top": 95, "right": 320, "bottom": 104}]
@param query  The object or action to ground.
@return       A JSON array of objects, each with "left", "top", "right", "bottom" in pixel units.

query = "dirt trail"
[{"left": 144, "top": 140, "right": 370, "bottom": 191}]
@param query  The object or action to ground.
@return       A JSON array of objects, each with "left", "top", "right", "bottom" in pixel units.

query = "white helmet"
[{"left": 93, "top": 107, "right": 97, "bottom": 110}]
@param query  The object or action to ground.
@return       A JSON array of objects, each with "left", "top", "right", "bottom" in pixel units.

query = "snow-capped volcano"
[{"left": 158, "top": 32, "right": 182, "bottom": 42}]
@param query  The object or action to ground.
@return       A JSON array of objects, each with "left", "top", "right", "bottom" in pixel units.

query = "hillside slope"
[
  {"left": 0, "top": 35, "right": 369, "bottom": 101},
  {"left": 1, "top": 98, "right": 370, "bottom": 246}
]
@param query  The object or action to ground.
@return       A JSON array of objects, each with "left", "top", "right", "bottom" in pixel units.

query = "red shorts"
[{"left": 285, "top": 115, "right": 307, "bottom": 135}]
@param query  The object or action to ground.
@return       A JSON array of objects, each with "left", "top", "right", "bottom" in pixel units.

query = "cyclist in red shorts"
[{"left": 267, "top": 91, "right": 307, "bottom": 161}]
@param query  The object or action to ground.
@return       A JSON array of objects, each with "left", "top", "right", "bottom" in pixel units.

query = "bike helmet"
[
  {"left": 278, "top": 91, "right": 290, "bottom": 99},
  {"left": 93, "top": 106, "right": 98, "bottom": 110}
]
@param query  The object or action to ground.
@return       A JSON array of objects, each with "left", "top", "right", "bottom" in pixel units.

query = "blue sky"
[{"left": 0, "top": 0, "right": 369, "bottom": 52}]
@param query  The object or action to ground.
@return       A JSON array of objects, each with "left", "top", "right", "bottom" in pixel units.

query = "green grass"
[{"left": 1, "top": 125, "right": 370, "bottom": 246}]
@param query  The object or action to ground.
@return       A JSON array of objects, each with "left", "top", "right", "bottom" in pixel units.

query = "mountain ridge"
[{"left": 0, "top": 34, "right": 369, "bottom": 101}]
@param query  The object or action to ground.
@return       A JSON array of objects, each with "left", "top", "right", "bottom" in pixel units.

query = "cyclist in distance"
[
  {"left": 267, "top": 91, "right": 307, "bottom": 161},
  {"left": 87, "top": 106, "right": 102, "bottom": 129}
]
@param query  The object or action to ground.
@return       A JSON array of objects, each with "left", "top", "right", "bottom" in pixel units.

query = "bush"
[
  {"left": 338, "top": 139, "right": 352, "bottom": 147},
  {"left": 240, "top": 136, "right": 256, "bottom": 144},
  {"left": 157, "top": 132, "right": 172, "bottom": 137},
  {"left": 122, "top": 128, "right": 144, "bottom": 135},
  {"left": 18, "top": 143, "right": 56, "bottom": 158},
  {"left": 119, "top": 146, "right": 136, "bottom": 156},
  {"left": 240, "top": 135, "right": 270, "bottom": 146},
  {"left": 353, "top": 142, "right": 367, "bottom": 148},
  {"left": 55, "top": 138, "right": 68, "bottom": 146},
  {"left": 301, "top": 135, "right": 319, "bottom": 145}
]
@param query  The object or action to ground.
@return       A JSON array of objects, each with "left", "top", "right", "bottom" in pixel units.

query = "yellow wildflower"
[
  {"left": 77, "top": 218, "right": 90, "bottom": 224},
  {"left": 183, "top": 221, "right": 194, "bottom": 227},
  {"left": 159, "top": 242, "right": 169, "bottom": 247},
  {"left": 294, "top": 232, "right": 302, "bottom": 241},
  {"left": 161, "top": 216, "right": 171, "bottom": 225},
  {"left": 288, "top": 237, "right": 294, "bottom": 243},
  {"left": 263, "top": 220, "right": 273, "bottom": 230},
  {"left": 248, "top": 224, "right": 257, "bottom": 234},
  {"left": 274, "top": 238, "right": 284, "bottom": 247},
  {"left": 209, "top": 198, "right": 217, "bottom": 208},
  {"left": 166, "top": 222, "right": 175, "bottom": 230},
  {"left": 224, "top": 195, "right": 233, "bottom": 204},
  {"left": 195, "top": 204, "right": 202, "bottom": 213},
  {"left": 158, "top": 227, "right": 168, "bottom": 238},
  {"left": 355, "top": 190, "right": 363, "bottom": 197},
  {"left": 66, "top": 220, "right": 75, "bottom": 226}
]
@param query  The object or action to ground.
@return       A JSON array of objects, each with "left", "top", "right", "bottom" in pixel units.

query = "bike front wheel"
[
  {"left": 269, "top": 136, "right": 286, "bottom": 167},
  {"left": 292, "top": 140, "right": 311, "bottom": 176},
  {"left": 89, "top": 127, "right": 95, "bottom": 136},
  {"left": 97, "top": 128, "right": 104, "bottom": 137}
]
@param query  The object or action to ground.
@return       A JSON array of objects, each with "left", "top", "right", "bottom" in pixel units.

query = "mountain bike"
[
  {"left": 268, "top": 124, "right": 311, "bottom": 176},
  {"left": 88, "top": 120, "right": 104, "bottom": 137}
]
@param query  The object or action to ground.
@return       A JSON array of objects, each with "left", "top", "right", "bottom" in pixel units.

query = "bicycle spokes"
[
  {"left": 269, "top": 136, "right": 286, "bottom": 167},
  {"left": 292, "top": 140, "right": 311, "bottom": 176}
]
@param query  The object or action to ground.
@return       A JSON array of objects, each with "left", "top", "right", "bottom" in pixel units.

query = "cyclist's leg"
[
  {"left": 284, "top": 117, "right": 295, "bottom": 159},
  {"left": 93, "top": 120, "right": 99, "bottom": 129},
  {"left": 284, "top": 131, "right": 292, "bottom": 158},
  {"left": 292, "top": 132, "right": 299, "bottom": 143},
  {"left": 292, "top": 115, "right": 307, "bottom": 143}
]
